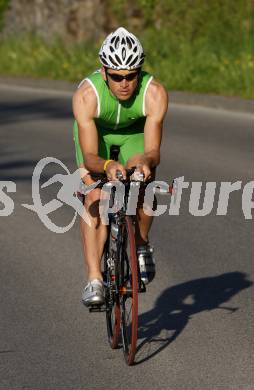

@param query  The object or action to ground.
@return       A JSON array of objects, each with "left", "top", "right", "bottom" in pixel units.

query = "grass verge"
[{"left": 0, "top": 33, "right": 253, "bottom": 99}]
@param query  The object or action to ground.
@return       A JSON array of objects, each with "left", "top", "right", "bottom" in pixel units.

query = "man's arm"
[
  {"left": 128, "top": 80, "right": 168, "bottom": 179},
  {"left": 72, "top": 82, "right": 103, "bottom": 172},
  {"left": 144, "top": 80, "right": 168, "bottom": 167}
]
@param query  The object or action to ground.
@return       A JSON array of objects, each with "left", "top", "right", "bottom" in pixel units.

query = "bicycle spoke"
[{"left": 104, "top": 229, "right": 121, "bottom": 349}]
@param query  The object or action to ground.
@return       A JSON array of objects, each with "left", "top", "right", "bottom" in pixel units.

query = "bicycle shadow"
[{"left": 135, "top": 272, "right": 252, "bottom": 364}]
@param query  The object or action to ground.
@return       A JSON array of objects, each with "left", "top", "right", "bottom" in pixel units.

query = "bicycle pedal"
[{"left": 89, "top": 304, "right": 106, "bottom": 313}]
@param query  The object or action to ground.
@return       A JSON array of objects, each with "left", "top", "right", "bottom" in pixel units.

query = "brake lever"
[
  {"left": 116, "top": 170, "right": 124, "bottom": 180},
  {"left": 132, "top": 171, "right": 145, "bottom": 182}
]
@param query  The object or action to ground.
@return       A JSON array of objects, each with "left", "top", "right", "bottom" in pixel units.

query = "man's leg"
[
  {"left": 80, "top": 186, "right": 107, "bottom": 306},
  {"left": 125, "top": 153, "right": 156, "bottom": 245},
  {"left": 74, "top": 124, "right": 108, "bottom": 282},
  {"left": 129, "top": 169, "right": 157, "bottom": 284},
  {"left": 135, "top": 208, "right": 153, "bottom": 245},
  {"left": 80, "top": 175, "right": 108, "bottom": 282}
]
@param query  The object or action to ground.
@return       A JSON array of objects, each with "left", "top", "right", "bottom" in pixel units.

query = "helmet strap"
[{"left": 104, "top": 67, "right": 110, "bottom": 87}]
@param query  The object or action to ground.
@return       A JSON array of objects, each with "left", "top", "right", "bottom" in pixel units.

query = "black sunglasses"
[{"left": 106, "top": 70, "right": 140, "bottom": 82}]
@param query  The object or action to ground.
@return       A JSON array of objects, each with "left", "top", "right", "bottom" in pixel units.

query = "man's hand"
[
  {"left": 105, "top": 161, "right": 126, "bottom": 181},
  {"left": 135, "top": 158, "right": 151, "bottom": 181},
  {"left": 126, "top": 154, "right": 152, "bottom": 181}
]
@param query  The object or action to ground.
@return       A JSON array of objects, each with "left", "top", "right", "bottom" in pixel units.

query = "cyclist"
[{"left": 72, "top": 27, "right": 168, "bottom": 307}]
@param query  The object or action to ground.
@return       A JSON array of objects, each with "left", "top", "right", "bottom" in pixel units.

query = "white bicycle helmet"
[{"left": 99, "top": 27, "right": 145, "bottom": 70}]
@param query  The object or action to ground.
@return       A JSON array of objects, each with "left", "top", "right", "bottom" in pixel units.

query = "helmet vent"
[
  {"left": 99, "top": 55, "right": 108, "bottom": 65},
  {"left": 125, "top": 54, "right": 133, "bottom": 65},
  {"left": 133, "top": 46, "right": 137, "bottom": 53},
  {"left": 122, "top": 47, "right": 126, "bottom": 60},
  {"left": 109, "top": 46, "right": 114, "bottom": 53},
  {"left": 115, "top": 36, "right": 120, "bottom": 49},
  {"left": 129, "top": 55, "right": 139, "bottom": 67},
  {"left": 126, "top": 36, "right": 132, "bottom": 49},
  {"left": 108, "top": 55, "right": 118, "bottom": 67},
  {"left": 138, "top": 58, "right": 145, "bottom": 66},
  {"left": 115, "top": 54, "right": 122, "bottom": 65}
]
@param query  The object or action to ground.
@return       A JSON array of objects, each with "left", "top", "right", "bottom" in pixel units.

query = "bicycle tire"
[
  {"left": 104, "top": 227, "right": 121, "bottom": 349},
  {"left": 120, "top": 216, "right": 138, "bottom": 365}
]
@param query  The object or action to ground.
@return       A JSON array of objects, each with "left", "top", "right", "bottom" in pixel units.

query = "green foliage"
[
  {"left": 109, "top": 0, "right": 126, "bottom": 25},
  {"left": 0, "top": 0, "right": 10, "bottom": 30},
  {"left": 0, "top": 0, "right": 254, "bottom": 98},
  {"left": 0, "top": 34, "right": 99, "bottom": 81}
]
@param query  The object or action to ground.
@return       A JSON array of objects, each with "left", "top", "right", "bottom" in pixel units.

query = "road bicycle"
[{"left": 86, "top": 146, "right": 174, "bottom": 365}]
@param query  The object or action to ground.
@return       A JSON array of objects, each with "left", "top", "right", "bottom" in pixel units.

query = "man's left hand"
[{"left": 135, "top": 160, "right": 151, "bottom": 181}]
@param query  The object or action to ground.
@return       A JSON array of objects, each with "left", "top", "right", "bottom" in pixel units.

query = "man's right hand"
[{"left": 105, "top": 161, "right": 126, "bottom": 181}]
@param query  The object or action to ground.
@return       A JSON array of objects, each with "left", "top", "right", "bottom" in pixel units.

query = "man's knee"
[{"left": 84, "top": 189, "right": 101, "bottom": 216}]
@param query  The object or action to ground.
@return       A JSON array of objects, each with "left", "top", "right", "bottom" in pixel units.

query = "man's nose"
[{"left": 121, "top": 79, "right": 128, "bottom": 88}]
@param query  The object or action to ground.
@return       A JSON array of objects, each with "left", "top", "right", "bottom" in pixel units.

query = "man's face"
[{"left": 102, "top": 67, "right": 140, "bottom": 101}]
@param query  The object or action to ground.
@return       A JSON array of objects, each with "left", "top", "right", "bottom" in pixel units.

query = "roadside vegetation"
[
  {"left": 0, "top": 0, "right": 253, "bottom": 98},
  {"left": 0, "top": 0, "right": 9, "bottom": 30}
]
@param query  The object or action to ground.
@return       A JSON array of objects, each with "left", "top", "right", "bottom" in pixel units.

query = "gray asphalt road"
[{"left": 0, "top": 84, "right": 254, "bottom": 390}]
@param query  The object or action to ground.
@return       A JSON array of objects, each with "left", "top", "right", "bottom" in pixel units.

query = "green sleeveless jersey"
[
  {"left": 81, "top": 69, "right": 153, "bottom": 132},
  {"left": 73, "top": 69, "right": 153, "bottom": 167}
]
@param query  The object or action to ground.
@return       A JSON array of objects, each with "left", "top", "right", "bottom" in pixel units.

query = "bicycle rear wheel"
[
  {"left": 104, "top": 229, "right": 121, "bottom": 349},
  {"left": 120, "top": 216, "right": 138, "bottom": 365}
]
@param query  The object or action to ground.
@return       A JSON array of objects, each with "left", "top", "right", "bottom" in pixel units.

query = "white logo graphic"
[
  {"left": 22, "top": 157, "right": 99, "bottom": 233},
  {"left": 0, "top": 181, "right": 16, "bottom": 216},
  {"left": 1, "top": 156, "right": 254, "bottom": 233}
]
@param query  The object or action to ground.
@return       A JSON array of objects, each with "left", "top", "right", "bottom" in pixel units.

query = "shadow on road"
[
  {"left": 0, "top": 350, "right": 15, "bottom": 354},
  {"left": 135, "top": 272, "right": 252, "bottom": 364},
  {"left": 0, "top": 155, "right": 74, "bottom": 182},
  {"left": 0, "top": 99, "right": 72, "bottom": 125},
  {"left": 0, "top": 159, "right": 40, "bottom": 182}
]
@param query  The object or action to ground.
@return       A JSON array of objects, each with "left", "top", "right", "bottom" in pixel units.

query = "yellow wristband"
[{"left": 103, "top": 159, "right": 114, "bottom": 171}]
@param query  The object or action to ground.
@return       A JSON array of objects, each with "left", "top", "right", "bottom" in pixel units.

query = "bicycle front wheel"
[{"left": 120, "top": 216, "right": 138, "bottom": 365}]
